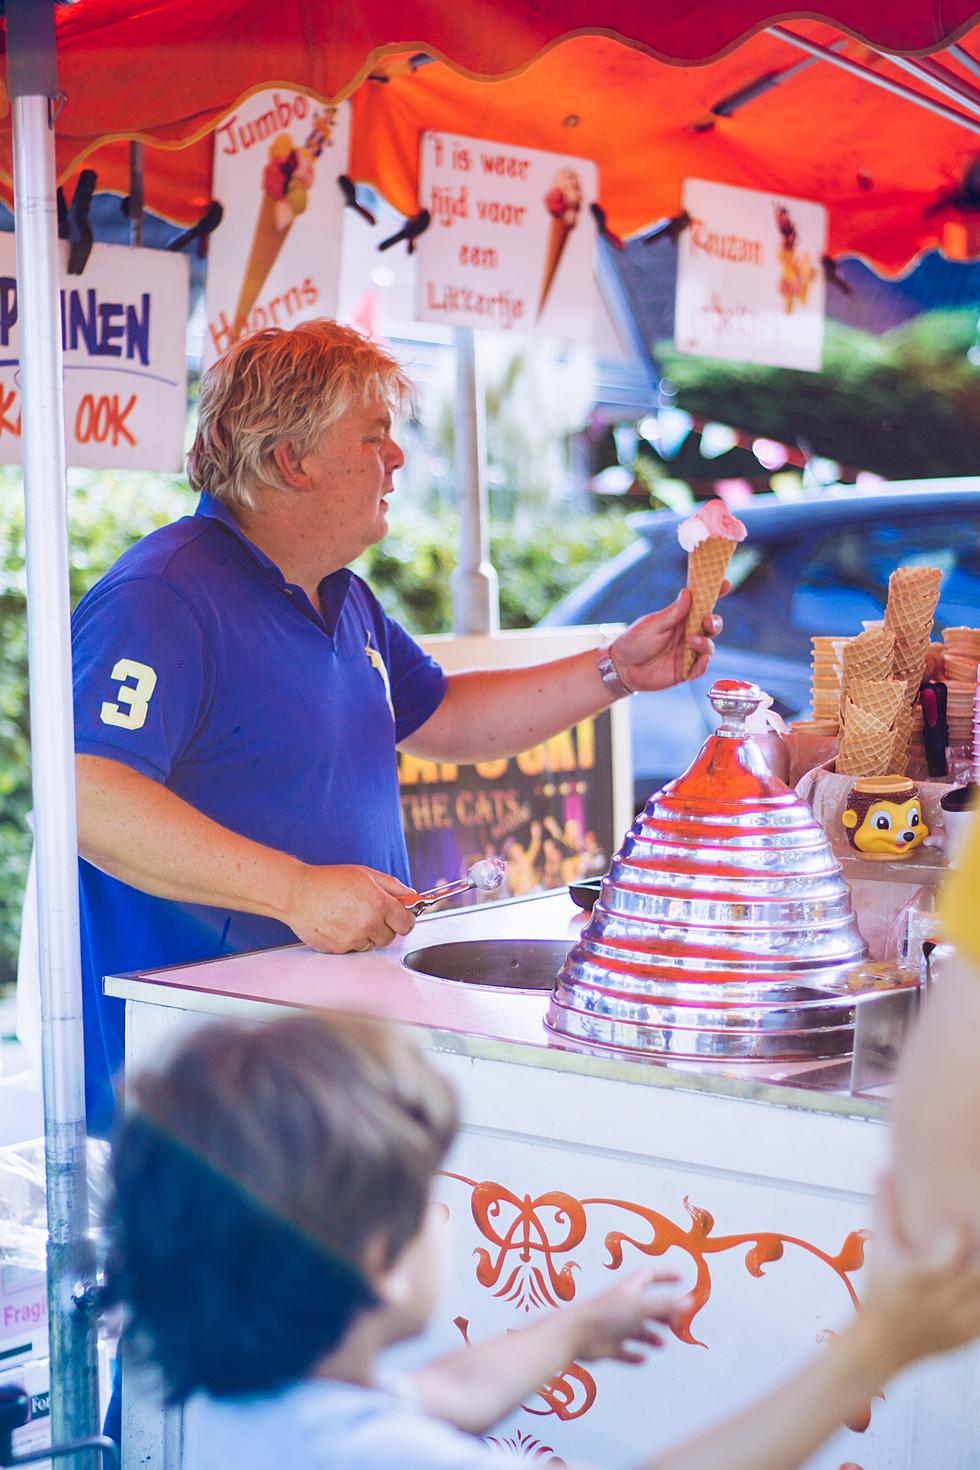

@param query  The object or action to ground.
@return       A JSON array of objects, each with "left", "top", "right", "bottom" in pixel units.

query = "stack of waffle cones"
[
  {"left": 805, "top": 636, "right": 844, "bottom": 731},
  {"left": 836, "top": 628, "right": 906, "bottom": 776},
  {"left": 942, "top": 627, "right": 980, "bottom": 748},
  {"left": 683, "top": 537, "right": 736, "bottom": 677},
  {"left": 883, "top": 566, "right": 942, "bottom": 774}
]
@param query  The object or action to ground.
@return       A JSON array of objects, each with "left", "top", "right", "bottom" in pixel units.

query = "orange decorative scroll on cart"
[
  {"left": 443, "top": 1174, "right": 870, "bottom": 1341},
  {"left": 442, "top": 1172, "right": 877, "bottom": 1430}
]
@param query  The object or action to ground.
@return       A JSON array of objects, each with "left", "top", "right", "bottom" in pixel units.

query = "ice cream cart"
[{"left": 111, "top": 682, "right": 979, "bottom": 1470}]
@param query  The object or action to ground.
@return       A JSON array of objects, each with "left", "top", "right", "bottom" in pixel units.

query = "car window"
[
  {"left": 726, "top": 544, "right": 763, "bottom": 592},
  {"left": 790, "top": 517, "right": 980, "bottom": 635},
  {"left": 711, "top": 538, "right": 807, "bottom": 656},
  {"left": 596, "top": 543, "right": 687, "bottom": 625}
]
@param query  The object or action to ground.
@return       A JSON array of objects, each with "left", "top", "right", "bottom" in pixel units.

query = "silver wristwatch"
[{"left": 596, "top": 643, "right": 633, "bottom": 700}]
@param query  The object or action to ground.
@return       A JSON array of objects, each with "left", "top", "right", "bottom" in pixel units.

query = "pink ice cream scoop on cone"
[
  {"left": 537, "top": 167, "right": 583, "bottom": 319},
  {"left": 676, "top": 499, "right": 747, "bottom": 677}
]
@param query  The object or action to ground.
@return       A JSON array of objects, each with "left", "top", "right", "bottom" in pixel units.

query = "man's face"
[{"left": 297, "top": 393, "right": 405, "bottom": 565}]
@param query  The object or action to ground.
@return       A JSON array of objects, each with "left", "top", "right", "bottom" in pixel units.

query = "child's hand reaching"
[
  {"left": 413, "top": 1265, "right": 687, "bottom": 1437},
  {"left": 563, "top": 1266, "right": 687, "bottom": 1364}
]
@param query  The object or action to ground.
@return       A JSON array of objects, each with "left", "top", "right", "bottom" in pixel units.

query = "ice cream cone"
[
  {"left": 848, "top": 677, "right": 904, "bottom": 732},
  {"left": 885, "top": 568, "right": 941, "bottom": 667},
  {"left": 839, "top": 629, "right": 895, "bottom": 712},
  {"left": 683, "top": 536, "right": 735, "bottom": 676},
  {"left": 889, "top": 705, "right": 915, "bottom": 775},
  {"left": 537, "top": 216, "right": 573, "bottom": 319},
  {"left": 233, "top": 193, "right": 292, "bottom": 338},
  {"left": 837, "top": 700, "right": 893, "bottom": 777}
]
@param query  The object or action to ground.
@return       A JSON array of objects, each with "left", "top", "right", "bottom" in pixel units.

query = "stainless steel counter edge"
[{"left": 105, "top": 969, "right": 888, "bottom": 1124}]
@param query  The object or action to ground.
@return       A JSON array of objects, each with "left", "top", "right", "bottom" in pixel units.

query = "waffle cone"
[
  {"left": 837, "top": 699, "right": 893, "bottom": 777},
  {"left": 842, "top": 629, "right": 894, "bottom": 680},
  {"left": 885, "top": 567, "right": 941, "bottom": 657},
  {"left": 889, "top": 715, "right": 914, "bottom": 775},
  {"left": 537, "top": 216, "right": 574, "bottom": 318},
  {"left": 848, "top": 677, "right": 904, "bottom": 731},
  {"left": 839, "top": 629, "right": 894, "bottom": 712},
  {"left": 233, "top": 194, "right": 292, "bottom": 337},
  {"left": 837, "top": 734, "right": 895, "bottom": 777},
  {"left": 684, "top": 536, "right": 735, "bottom": 676}
]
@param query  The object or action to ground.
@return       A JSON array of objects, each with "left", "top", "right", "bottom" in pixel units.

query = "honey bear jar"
[{"left": 841, "top": 775, "right": 929, "bottom": 861}]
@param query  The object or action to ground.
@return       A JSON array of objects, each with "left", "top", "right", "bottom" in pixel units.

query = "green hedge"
[
  {"left": 0, "top": 477, "right": 631, "bottom": 986},
  {"left": 357, "top": 505, "right": 633, "bottom": 633}
]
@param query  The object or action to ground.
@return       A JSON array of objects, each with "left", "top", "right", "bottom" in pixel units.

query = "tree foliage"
[{"left": 657, "top": 310, "right": 980, "bottom": 478}]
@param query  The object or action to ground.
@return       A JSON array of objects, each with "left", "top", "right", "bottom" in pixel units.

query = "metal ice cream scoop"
[{"left": 407, "top": 857, "right": 507, "bottom": 916}]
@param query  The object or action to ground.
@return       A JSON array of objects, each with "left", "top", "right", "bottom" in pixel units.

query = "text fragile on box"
[{"left": 0, "top": 1264, "right": 47, "bottom": 1370}]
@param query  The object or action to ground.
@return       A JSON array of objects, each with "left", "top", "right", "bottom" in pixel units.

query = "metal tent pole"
[
  {"left": 767, "top": 25, "right": 980, "bottom": 135},
  {"left": 6, "top": 0, "right": 100, "bottom": 1459},
  {"left": 884, "top": 53, "right": 980, "bottom": 117},
  {"left": 450, "top": 326, "right": 499, "bottom": 635},
  {"left": 128, "top": 142, "right": 145, "bottom": 248}
]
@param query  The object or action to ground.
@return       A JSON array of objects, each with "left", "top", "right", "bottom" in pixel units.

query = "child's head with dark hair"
[{"left": 103, "top": 1012, "right": 459, "bottom": 1402}]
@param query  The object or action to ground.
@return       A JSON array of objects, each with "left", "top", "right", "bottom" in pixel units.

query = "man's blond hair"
[{"left": 187, "top": 320, "right": 415, "bottom": 510}]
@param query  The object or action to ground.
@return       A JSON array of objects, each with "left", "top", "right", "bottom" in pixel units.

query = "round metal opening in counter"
[{"left": 401, "top": 939, "right": 568, "bottom": 991}]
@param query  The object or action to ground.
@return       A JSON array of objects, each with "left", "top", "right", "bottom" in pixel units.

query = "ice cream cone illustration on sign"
[
  {"left": 537, "top": 168, "right": 583, "bottom": 319},
  {"left": 774, "top": 203, "right": 815, "bottom": 315},
  {"left": 677, "top": 499, "right": 748, "bottom": 677},
  {"left": 232, "top": 110, "right": 334, "bottom": 338}
]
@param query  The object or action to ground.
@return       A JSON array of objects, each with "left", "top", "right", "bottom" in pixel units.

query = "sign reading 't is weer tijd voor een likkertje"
[
  {"left": 205, "top": 90, "right": 350, "bottom": 366},
  {"left": 0, "top": 236, "right": 188, "bottom": 471},
  {"left": 675, "top": 178, "right": 827, "bottom": 372},
  {"left": 415, "top": 132, "right": 599, "bottom": 341}
]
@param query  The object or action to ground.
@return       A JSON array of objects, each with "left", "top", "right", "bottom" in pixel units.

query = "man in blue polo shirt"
[{"left": 73, "top": 319, "right": 724, "bottom": 1137}]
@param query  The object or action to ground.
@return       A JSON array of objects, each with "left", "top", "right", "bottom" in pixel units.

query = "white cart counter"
[{"left": 107, "top": 892, "right": 980, "bottom": 1470}]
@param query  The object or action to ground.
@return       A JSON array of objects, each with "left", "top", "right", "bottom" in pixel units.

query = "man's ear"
[{"left": 272, "top": 440, "right": 311, "bottom": 491}]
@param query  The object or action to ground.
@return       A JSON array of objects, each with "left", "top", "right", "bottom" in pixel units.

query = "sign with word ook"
[
  {"left": 205, "top": 89, "right": 350, "bottom": 365},
  {"left": 0, "top": 236, "right": 188, "bottom": 470},
  {"left": 675, "top": 179, "right": 827, "bottom": 372},
  {"left": 415, "top": 133, "right": 599, "bottom": 341}
]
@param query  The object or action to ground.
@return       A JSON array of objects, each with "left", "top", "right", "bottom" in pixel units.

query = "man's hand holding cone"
[
  {"left": 676, "top": 499, "right": 748, "bottom": 678},
  {"left": 602, "top": 588, "right": 728, "bottom": 696}
]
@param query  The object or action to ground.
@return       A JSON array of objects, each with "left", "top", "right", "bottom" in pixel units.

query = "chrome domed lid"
[{"left": 546, "top": 680, "right": 868, "bottom": 1061}]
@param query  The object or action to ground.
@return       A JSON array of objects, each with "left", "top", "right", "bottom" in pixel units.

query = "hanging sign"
[
  {"left": 675, "top": 179, "right": 827, "bottom": 371},
  {"left": 414, "top": 132, "right": 599, "bottom": 340},
  {"left": 0, "top": 237, "right": 188, "bottom": 471},
  {"left": 205, "top": 90, "right": 351, "bottom": 365}
]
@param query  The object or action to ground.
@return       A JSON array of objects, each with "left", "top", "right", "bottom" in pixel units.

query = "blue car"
[{"left": 543, "top": 480, "right": 980, "bottom": 808}]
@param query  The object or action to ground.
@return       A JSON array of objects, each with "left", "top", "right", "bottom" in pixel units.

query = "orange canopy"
[
  {"left": 5, "top": 3, "right": 979, "bottom": 273},
  {"left": 350, "top": 27, "right": 980, "bottom": 273}
]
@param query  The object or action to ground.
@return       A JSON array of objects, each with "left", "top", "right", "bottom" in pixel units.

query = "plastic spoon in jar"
[{"left": 407, "top": 857, "right": 507, "bottom": 916}]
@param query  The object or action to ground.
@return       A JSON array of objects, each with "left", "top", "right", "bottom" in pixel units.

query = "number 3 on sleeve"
[{"left": 99, "top": 658, "right": 158, "bottom": 731}]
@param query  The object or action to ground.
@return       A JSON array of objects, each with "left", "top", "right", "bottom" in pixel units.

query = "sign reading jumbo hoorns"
[
  {"left": 204, "top": 90, "right": 351, "bottom": 366},
  {"left": 414, "top": 132, "right": 599, "bottom": 340},
  {"left": 0, "top": 237, "right": 188, "bottom": 470},
  {"left": 675, "top": 179, "right": 827, "bottom": 371}
]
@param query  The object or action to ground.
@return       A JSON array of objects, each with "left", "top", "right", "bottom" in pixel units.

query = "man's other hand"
[
  {"left": 609, "top": 584, "right": 728, "bottom": 692},
  {"left": 287, "top": 864, "right": 418, "bottom": 952}
]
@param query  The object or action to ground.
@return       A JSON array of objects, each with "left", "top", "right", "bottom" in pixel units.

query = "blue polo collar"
[{"left": 195, "top": 492, "right": 353, "bottom": 635}]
